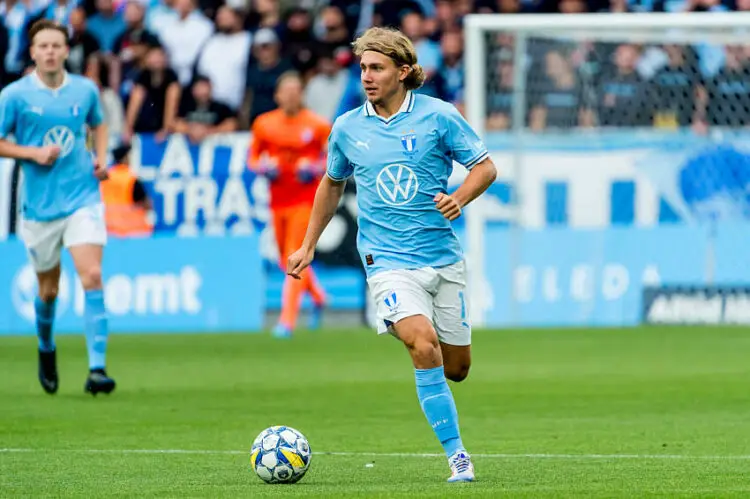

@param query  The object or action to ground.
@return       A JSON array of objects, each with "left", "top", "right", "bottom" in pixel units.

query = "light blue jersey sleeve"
[
  {"left": 326, "top": 120, "right": 354, "bottom": 181},
  {"left": 440, "top": 105, "right": 489, "bottom": 170},
  {"left": 0, "top": 88, "right": 19, "bottom": 139},
  {"left": 86, "top": 84, "right": 104, "bottom": 127}
]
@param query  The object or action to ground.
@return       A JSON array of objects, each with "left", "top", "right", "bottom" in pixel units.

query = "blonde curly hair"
[{"left": 352, "top": 27, "right": 426, "bottom": 91}]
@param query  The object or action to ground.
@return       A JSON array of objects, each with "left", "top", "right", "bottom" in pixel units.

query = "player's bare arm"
[
  {"left": 286, "top": 175, "right": 346, "bottom": 279},
  {"left": 0, "top": 139, "right": 60, "bottom": 165},
  {"left": 92, "top": 122, "right": 109, "bottom": 180},
  {"left": 434, "top": 158, "right": 497, "bottom": 221}
]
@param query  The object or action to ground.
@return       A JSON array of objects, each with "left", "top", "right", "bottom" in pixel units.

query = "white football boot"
[{"left": 447, "top": 450, "right": 475, "bottom": 483}]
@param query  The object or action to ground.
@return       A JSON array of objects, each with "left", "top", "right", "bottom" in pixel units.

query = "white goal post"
[{"left": 463, "top": 12, "right": 750, "bottom": 328}]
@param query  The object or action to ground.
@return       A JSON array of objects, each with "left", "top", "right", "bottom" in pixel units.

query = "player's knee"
[
  {"left": 79, "top": 265, "right": 103, "bottom": 290},
  {"left": 402, "top": 321, "right": 440, "bottom": 361},
  {"left": 445, "top": 363, "right": 470, "bottom": 383}
]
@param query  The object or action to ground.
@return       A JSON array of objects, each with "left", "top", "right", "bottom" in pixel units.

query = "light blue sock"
[
  {"left": 35, "top": 297, "right": 56, "bottom": 352},
  {"left": 415, "top": 366, "right": 465, "bottom": 457},
  {"left": 84, "top": 290, "right": 109, "bottom": 370}
]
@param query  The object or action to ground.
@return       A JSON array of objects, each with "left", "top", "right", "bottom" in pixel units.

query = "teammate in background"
[
  {"left": 0, "top": 20, "right": 116, "bottom": 395},
  {"left": 100, "top": 143, "right": 154, "bottom": 238},
  {"left": 248, "top": 71, "right": 329, "bottom": 339},
  {"left": 287, "top": 27, "right": 497, "bottom": 482}
]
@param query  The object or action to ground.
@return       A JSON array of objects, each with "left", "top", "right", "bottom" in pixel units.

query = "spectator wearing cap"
[
  {"left": 100, "top": 144, "right": 154, "bottom": 238},
  {"left": 174, "top": 76, "right": 238, "bottom": 144},
  {"left": 195, "top": 5, "right": 251, "bottom": 111},
  {"left": 242, "top": 27, "right": 293, "bottom": 126},
  {"left": 158, "top": 0, "right": 214, "bottom": 86}
]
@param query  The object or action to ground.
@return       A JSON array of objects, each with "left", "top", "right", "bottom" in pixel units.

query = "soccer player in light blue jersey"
[
  {"left": 287, "top": 27, "right": 497, "bottom": 482},
  {"left": 0, "top": 20, "right": 116, "bottom": 396}
]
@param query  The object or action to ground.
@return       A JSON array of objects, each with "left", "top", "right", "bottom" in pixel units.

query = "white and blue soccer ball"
[{"left": 250, "top": 425, "right": 312, "bottom": 484}]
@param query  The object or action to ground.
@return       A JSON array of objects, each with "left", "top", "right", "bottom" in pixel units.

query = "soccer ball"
[{"left": 250, "top": 425, "right": 312, "bottom": 484}]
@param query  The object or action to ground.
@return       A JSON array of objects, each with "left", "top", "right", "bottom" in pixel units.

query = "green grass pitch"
[{"left": 2, "top": 326, "right": 750, "bottom": 498}]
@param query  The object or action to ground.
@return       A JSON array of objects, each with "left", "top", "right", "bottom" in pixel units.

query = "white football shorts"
[
  {"left": 20, "top": 203, "right": 108, "bottom": 272},
  {"left": 367, "top": 260, "right": 471, "bottom": 346}
]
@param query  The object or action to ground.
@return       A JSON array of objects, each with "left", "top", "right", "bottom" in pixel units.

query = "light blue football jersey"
[
  {"left": 327, "top": 91, "right": 489, "bottom": 277},
  {"left": 0, "top": 72, "right": 104, "bottom": 221}
]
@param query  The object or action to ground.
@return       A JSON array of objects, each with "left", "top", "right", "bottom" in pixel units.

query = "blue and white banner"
[
  {"left": 473, "top": 221, "right": 750, "bottom": 327},
  {"left": 0, "top": 235, "right": 264, "bottom": 335}
]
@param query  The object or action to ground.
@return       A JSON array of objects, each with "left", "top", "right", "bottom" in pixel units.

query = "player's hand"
[
  {"left": 434, "top": 192, "right": 462, "bottom": 221},
  {"left": 93, "top": 160, "right": 109, "bottom": 181},
  {"left": 33, "top": 145, "right": 61, "bottom": 166},
  {"left": 287, "top": 246, "right": 314, "bottom": 280}
]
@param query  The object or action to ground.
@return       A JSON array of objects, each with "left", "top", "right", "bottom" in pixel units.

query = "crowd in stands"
[{"left": 0, "top": 0, "right": 749, "bottom": 141}]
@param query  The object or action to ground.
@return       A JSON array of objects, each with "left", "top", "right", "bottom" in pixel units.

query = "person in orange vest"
[{"left": 100, "top": 144, "right": 154, "bottom": 238}]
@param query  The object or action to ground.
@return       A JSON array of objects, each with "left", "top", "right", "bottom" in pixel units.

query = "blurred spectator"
[
  {"left": 528, "top": 49, "right": 584, "bottom": 130},
  {"left": 110, "top": 1, "right": 160, "bottom": 100},
  {"left": 704, "top": 45, "right": 750, "bottom": 127},
  {"left": 486, "top": 57, "right": 514, "bottom": 131},
  {"left": 431, "top": 28, "right": 463, "bottom": 103},
  {"left": 434, "top": 0, "right": 458, "bottom": 35},
  {"left": 283, "top": 7, "right": 318, "bottom": 77},
  {"left": 195, "top": 6, "right": 251, "bottom": 111},
  {"left": 174, "top": 75, "right": 238, "bottom": 144},
  {"left": 90, "top": 54, "right": 125, "bottom": 145},
  {"left": 400, "top": 10, "right": 441, "bottom": 82},
  {"left": 315, "top": 5, "right": 351, "bottom": 54},
  {"left": 332, "top": 53, "right": 365, "bottom": 118},
  {"left": 158, "top": 0, "right": 213, "bottom": 86},
  {"left": 124, "top": 45, "right": 181, "bottom": 141},
  {"left": 304, "top": 47, "right": 348, "bottom": 121},
  {"left": 3, "top": 0, "right": 36, "bottom": 81},
  {"left": 246, "top": 0, "right": 282, "bottom": 32},
  {"left": 145, "top": 0, "right": 177, "bottom": 34},
  {"left": 0, "top": 23, "right": 8, "bottom": 86},
  {"left": 100, "top": 144, "right": 154, "bottom": 238},
  {"left": 43, "top": 0, "right": 78, "bottom": 25},
  {"left": 66, "top": 7, "right": 100, "bottom": 78},
  {"left": 649, "top": 45, "right": 704, "bottom": 129},
  {"left": 243, "top": 27, "right": 293, "bottom": 126},
  {"left": 587, "top": 44, "right": 648, "bottom": 127},
  {"left": 87, "top": 0, "right": 127, "bottom": 52},
  {"left": 373, "top": 0, "right": 424, "bottom": 29},
  {"left": 558, "top": 0, "right": 588, "bottom": 12}
]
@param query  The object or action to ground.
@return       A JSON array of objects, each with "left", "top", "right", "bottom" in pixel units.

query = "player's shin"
[
  {"left": 35, "top": 297, "right": 56, "bottom": 352},
  {"left": 415, "top": 366, "right": 465, "bottom": 457},
  {"left": 84, "top": 289, "right": 109, "bottom": 370}
]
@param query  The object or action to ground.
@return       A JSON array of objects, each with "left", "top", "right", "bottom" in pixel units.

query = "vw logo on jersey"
[
  {"left": 12, "top": 264, "right": 70, "bottom": 323},
  {"left": 301, "top": 128, "right": 314, "bottom": 144},
  {"left": 376, "top": 164, "right": 419, "bottom": 206},
  {"left": 43, "top": 126, "right": 76, "bottom": 158}
]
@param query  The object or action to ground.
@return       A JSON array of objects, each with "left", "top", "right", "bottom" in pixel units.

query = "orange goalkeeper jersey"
[{"left": 248, "top": 108, "right": 332, "bottom": 209}]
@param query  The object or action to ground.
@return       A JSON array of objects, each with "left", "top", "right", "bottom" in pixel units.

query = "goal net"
[{"left": 461, "top": 13, "right": 750, "bottom": 328}]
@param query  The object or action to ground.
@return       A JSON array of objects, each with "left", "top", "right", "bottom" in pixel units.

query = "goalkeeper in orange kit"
[{"left": 248, "top": 71, "right": 329, "bottom": 338}]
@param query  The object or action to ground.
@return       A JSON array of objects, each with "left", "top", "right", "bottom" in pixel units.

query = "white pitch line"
[{"left": 2, "top": 448, "right": 750, "bottom": 460}]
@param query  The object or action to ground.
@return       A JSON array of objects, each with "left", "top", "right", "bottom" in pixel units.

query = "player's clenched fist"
[
  {"left": 93, "top": 160, "right": 109, "bottom": 180},
  {"left": 287, "top": 246, "right": 314, "bottom": 280},
  {"left": 33, "top": 145, "right": 60, "bottom": 165},
  {"left": 434, "top": 192, "right": 462, "bottom": 221}
]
